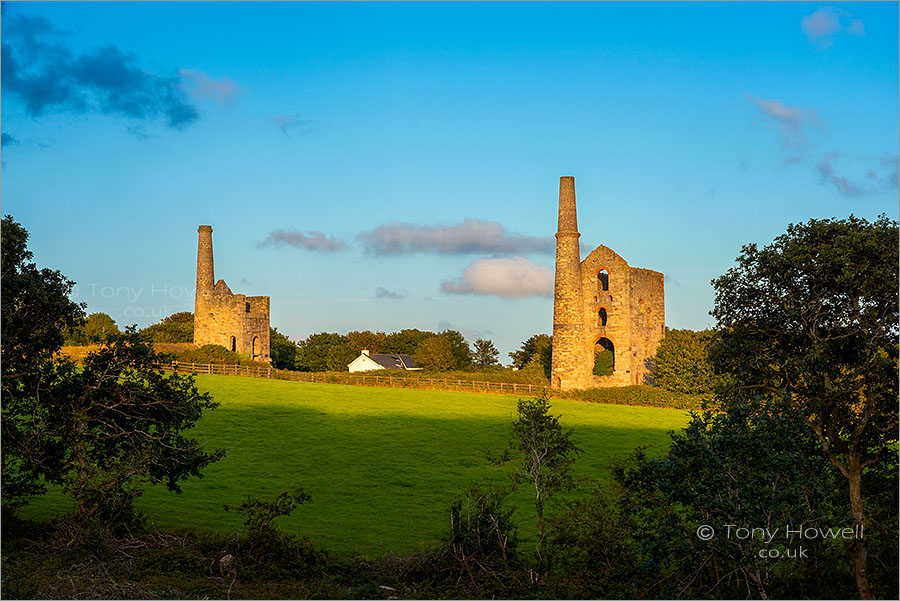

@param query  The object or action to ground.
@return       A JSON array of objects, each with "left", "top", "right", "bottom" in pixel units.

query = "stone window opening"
[
  {"left": 251, "top": 336, "right": 260, "bottom": 358},
  {"left": 598, "top": 307, "right": 608, "bottom": 327},
  {"left": 245, "top": 302, "right": 251, "bottom": 312},
  {"left": 593, "top": 337, "right": 615, "bottom": 376},
  {"left": 230, "top": 336, "right": 236, "bottom": 352},
  {"left": 598, "top": 269, "right": 609, "bottom": 291}
]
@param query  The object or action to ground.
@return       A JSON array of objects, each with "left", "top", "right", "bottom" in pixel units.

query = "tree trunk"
[{"left": 847, "top": 461, "right": 873, "bottom": 600}]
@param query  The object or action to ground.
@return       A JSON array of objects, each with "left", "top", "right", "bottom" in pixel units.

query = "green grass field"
[{"left": 21, "top": 375, "right": 691, "bottom": 557}]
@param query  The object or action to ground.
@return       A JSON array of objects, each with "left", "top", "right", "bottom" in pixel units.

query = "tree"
[
  {"left": 64, "top": 312, "right": 121, "bottom": 345},
  {"left": 383, "top": 328, "right": 431, "bottom": 356},
  {"left": 346, "top": 330, "right": 386, "bottom": 354},
  {"left": 269, "top": 327, "right": 298, "bottom": 370},
  {"left": 84, "top": 312, "right": 120, "bottom": 340},
  {"left": 710, "top": 214, "right": 898, "bottom": 599},
  {"left": 415, "top": 335, "right": 455, "bottom": 371},
  {"left": 653, "top": 328, "right": 715, "bottom": 394},
  {"left": 503, "top": 394, "right": 581, "bottom": 567},
  {"left": 325, "top": 341, "right": 358, "bottom": 371},
  {"left": 1, "top": 217, "right": 224, "bottom": 519},
  {"left": 508, "top": 334, "right": 551, "bottom": 370},
  {"left": 294, "top": 332, "right": 347, "bottom": 372},
  {"left": 56, "top": 332, "right": 226, "bottom": 519},
  {"left": 616, "top": 399, "right": 848, "bottom": 599},
  {"left": 2, "top": 215, "right": 84, "bottom": 507},
  {"left": 141, "top": 311, "right": 194, "bottom": 343},
  {"left": 440, "top": 329, "right": 473, "bottom": 370},
  {"left": 473, "top": 339, "right": 500, "bottom": 369}
]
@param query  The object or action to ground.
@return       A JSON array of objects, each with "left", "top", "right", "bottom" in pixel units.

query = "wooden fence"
[{"left": 165, "top": 361, "right": 548, "bottom": 397}]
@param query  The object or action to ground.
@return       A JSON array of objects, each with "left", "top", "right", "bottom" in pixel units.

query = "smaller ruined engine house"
[{"left": 194, "top": 225, "right": 271, "bottom": 362}]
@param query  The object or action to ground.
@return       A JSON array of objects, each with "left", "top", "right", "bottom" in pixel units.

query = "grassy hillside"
[{"left": 20, "top": 375, "right": 690, "bottom": 557}]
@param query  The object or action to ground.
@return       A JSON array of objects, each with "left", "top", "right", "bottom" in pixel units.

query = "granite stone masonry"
[
  {"left": 551, "top": 177, "right": 664, "bottom": 389},
  {"left": 194, "top": 226, "right": 271, "bottom": 362}
]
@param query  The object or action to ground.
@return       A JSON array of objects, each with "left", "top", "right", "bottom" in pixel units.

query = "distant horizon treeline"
[
  {"left": 63, "top": 311, "right": 508, "bottom": 373},
  {"left": 64, "top": 312, "right": 716, "bottom": 393}
]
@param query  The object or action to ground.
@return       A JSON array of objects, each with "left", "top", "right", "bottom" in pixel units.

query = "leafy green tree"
[
  {"left": 508, "top": 334, "right": 551, "bottom": 370},
  {"left": 141, "top": 311, "right": 194, "bottom": 343},
  {"left": 325, "top": 341, "right": 358, "bottom": 371},
  {"left": 616, "top": 399, "right": 848, "bottom": 599},
  {"left": 473, "top": 338, "right": 500, "bottom": 369},
  {"left": 57, "top": 332, "right": 225, "bottom": 519},
  {"left": 503, "top": 394, "right": 581, "bottom": 567},
  {"left": 415, "top": 335, "right": 455, "bottom": 371},
  {"left": 269, "top": 327, "right": 298, "bottom": 370},
  {"left": 84, "top": 312, "right": 120, "bottom": 340},
  {"left": 1, "top": 217, "right": 223, "bottom": 519},
  {"left": 382, "top": 328, "right": 431, "bottom": 355},
  {"left": 294, "top": 332, "right": 348, "bottom": 372},
  {"left": 440, "top": 329, "right": 473, "bottom": 370},
  {"left": 346, "top": 330, "right": 386, "bottom": 354},
  {"left": 64, "top": 312, "right": 121, "bottom": 345},
  {"left": 711, "top": 214, "right": 898, "bottom": 599},
  {"left": 2, "top": 215, "right": 84, "bottom": 508},
  {"left": 652, "top": 328, "right": 715, "bottom": 393}
]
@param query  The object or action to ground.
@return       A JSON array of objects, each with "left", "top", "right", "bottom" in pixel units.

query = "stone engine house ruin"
[
  {"left": 551, "top": 177, "right": 664, "bottom": 390},
  {"left": 194, "top": 225, "right": 271, "bottom": 362}
]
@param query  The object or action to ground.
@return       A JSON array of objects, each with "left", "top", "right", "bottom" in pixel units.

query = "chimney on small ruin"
[{"left": 197, "top": 225, "right": 214, "bottom": 294}]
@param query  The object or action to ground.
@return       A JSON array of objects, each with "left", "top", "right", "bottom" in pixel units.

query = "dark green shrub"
[
  {"left": 443, "top": 486, "right": 518, "bottom": 576},
  {"left": 223, "top": 489, "right": 324, "bottom": 578},
  {"left": 558, "top": 384, "right": 708, "bottom": 410},
  {"left": 176, "top": 344, "right": 249, "bottom": 365},
  {"left": 546, "top": 486, "right": 639, "bottom": 599}
]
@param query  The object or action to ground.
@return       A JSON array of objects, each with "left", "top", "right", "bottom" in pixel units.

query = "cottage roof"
[{"left": 367, "top": 353, "right": 418, "bottom": 370}]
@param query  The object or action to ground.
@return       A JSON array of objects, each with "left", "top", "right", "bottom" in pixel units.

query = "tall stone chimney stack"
[
  {"left": 197, "top": 226, "right": 214, "bottom": 291},
  {"left": 551, "top": 176, "right": 586, "bottom": 389},
  {"left": 196, "top": 225, "right": 214, "bottom": 312}
]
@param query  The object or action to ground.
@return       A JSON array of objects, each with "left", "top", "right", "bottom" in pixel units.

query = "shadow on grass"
[{"left": 19, "top": 377, "right": 689, "bottom": 558}]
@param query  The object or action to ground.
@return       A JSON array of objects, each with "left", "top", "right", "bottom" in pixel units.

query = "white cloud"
[
  {"left": 258, "top": 229, "right": 347, "bottom": 252},
  {"left": 359, "top": 218, "right": 554, "bottom": 256},
  {"left": 801, "top": 7, "right": 865, "bottom": 49},
  {"left": 441, "top": 256, "right": 553, "bottom": 299}
]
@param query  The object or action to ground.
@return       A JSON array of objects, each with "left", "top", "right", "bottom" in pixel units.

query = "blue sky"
[{"left": 3, "top": 1, "right": 898, "bottom": 362}]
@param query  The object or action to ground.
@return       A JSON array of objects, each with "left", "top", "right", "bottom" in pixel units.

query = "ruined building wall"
[
  {"left": 194, "top": 226, "right": 271, "bottom": 362},
  {"left": 551, "top": 178, "right": 664, "bottom": 390}
]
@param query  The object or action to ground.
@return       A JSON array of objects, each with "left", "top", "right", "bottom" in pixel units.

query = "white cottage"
[{"left": 348, "top": 349, "right": 422, "bottom": 373}]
